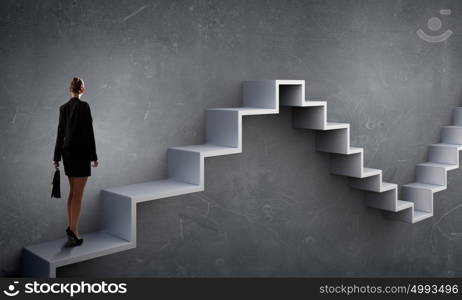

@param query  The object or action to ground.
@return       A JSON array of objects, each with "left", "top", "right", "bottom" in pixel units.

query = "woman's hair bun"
[{"left": 70, "top": 77, "right": 84, "bottom": 93}]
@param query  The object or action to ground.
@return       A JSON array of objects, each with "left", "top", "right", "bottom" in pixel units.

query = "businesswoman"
[{"left": 53, "top": 77, "right": 99, "bottom": 246}]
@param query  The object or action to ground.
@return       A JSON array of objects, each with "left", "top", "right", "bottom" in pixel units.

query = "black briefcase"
[{"left": 51, "top": 167, "right": 61, "bottom": 198}]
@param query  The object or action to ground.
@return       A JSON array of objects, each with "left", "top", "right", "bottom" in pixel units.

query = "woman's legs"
[
  {"left": 67, "top": 176, "right": 75, "bottom": 227},
  {"left": 68, "top": 176, "right": 88, "bottom": 239}
]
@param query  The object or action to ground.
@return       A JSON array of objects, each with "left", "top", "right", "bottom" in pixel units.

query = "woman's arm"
[
  {"left": 86, "top": 103, "right": 98, "bottom": 162},
  {"left": 53, "top": 107, "right": 65, "bottom": 164}
]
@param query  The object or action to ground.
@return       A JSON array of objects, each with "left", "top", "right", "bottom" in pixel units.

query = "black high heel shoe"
[{"left": 67, "top": 228, "right": 84, "bottom": 246}]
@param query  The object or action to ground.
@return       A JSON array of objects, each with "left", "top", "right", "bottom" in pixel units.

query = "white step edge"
[
  {"left": 402, "top": 182, "right": 446, "bottom": 192},
  {"left": 396, "top": 200, "right": 414, "bottom": 211},
  {"left": 413, "top": 209, "right": 433, "bottom": 223},
  {"left": 431, "top": 143, "right": 462, "bottom": 150},
  {"left": 362, "top": 168, "right": 382, "bottom": 178},
  {"left": 103, "top": 179, "right": 202, "bottom": 203},
  {"left": 24, "top": 231, "right": 133, "bottom": 268},
  {"left": 324, "top": 122, "right": 349, "bottom": 130},
  {"left": 381, "top": 182, "right": 398, "bottom": 192},
  {"left": 417, "top": 162, "right": 459, "bottom": 171},
  {"left": 207, "top": 107, "right": 278, "bottom": 115},
  {"left": 169, "top": 144, "right": 241, "bottom": 157}
]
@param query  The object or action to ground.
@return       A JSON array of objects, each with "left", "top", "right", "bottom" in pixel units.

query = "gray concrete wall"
[{"left": 1, "top": 0, "right": 462, "bottom": 277}]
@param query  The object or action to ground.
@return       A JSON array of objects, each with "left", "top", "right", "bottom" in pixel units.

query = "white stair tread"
[
  {"left": 24, "top": 231, "right": 132, "bottom": 266},
  {"left": 299, "top": 100, "right": 326, "bottom": 107},
  {"left": 325, "top": 122, "right": 349, "bottom": 130},
  {"left": 418, "top": 162, "right": 458, "bottom": 170},
  {"left": 403, "top": 182, "right": 446, "bottom": 192},
  {"left": 413, "top": 209, "right": 433, "bottom": 222},
  {"left": 207, "top": 107, "right": 277, "bottom": 115},
  {"left": 348, "top": 146, "right": 363, "bottom": 154},
  {"left": 363, "top": 168, "right": 382, "bottom": 177},
  {"left": 103, "top": 179, "right": 201, "bottom": 202},
  {"left": 277, "top": 79, "right": 305, "bottom": 84},
  {"left": 443, "top": 125, "right": 462, "bottom": 129},
  {"left": 381, "top": 182, "right": 398, "bottom": 191},
  {"left": 396, "top": 200, "right": 413, "bottom": 211},
  {"left": 170, "top": 143, "right": 239, "bottom": 156},
  {"left": 431, "top": 143, "right": 462, "bottom": 149}
]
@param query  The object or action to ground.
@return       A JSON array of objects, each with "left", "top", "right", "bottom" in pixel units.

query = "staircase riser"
[
  {"left": 330, "top": 152, "right": 362, "bottom": 177},
  {"left": 453, "top": 108, "right": 462, "bottom": 126},
  {"left": 243, "top": 80, "right": 278, "bottom": 109},
  {"left": 101, "top": 191, "right": 135, "bottom": 243},
  {"left": 350, "top": 175, "right": 381, "bottom": 192},
  {"left": 441, "top": 127, "right": 462, "bottom": 144},
  {"left": 316, "top": 128, "right": 350, "bottom": 154},
  {"left": 292, "top": 106, "right": 326, "bottom": 130},
  {"left": 415, "top": 166, "right": 447, "bottom": 186},
  {"left": 365, "top": 189, "right": 397, "bottom": 211},
  {"left": 167, "top": 149, "right": 203, "bottom": 186},
  {"left": 428, "top": 146, "right": 459, "bottom": 165},
  {"left": 385, "top": 209, "right": 413, "bottom": 223},
  {"left": 22, "top": 250, "right": 54, "bottom": 278},
  {"left": 279, "top": 82, "right": 305, "bottom": 106},
  {"left": 206, "top": 110, "right": 241, "bottom": 148},
  {"left": 401, "top": 186, "right": 433, "bottom": 213}
]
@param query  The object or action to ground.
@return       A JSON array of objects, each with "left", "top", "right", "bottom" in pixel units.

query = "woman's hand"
[
  {"left": 53, "top": 161, "right": 59, "bottom": 168},
  {"left": 92, "top": 160, "right": 99, "bottom": 167}
]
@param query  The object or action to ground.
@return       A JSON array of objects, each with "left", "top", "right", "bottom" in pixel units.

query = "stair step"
[
  {"left": 169, "top": 144, "right": 240, "bottom": 157},
  {"left": 325, "top": 122, "right": 349, "bottom": 130},
  {"left": 413, "top": 209, "right": 433, "bottom": 222},
  {"left": 207, "top": 107, "right": 277, "bottom": 115},
  {"left": 396, "top": 200, "right": 413, "bottom": 211},
  {"left": 362, "top": 168, "right": 382, "bottom": 178},
  {"left": 417, "top": 162, "right": 458, "bottom": 171},
  {"left": 350, "top": 179, "right": 395, "bottom": 192},
  {"left": 336, "top": 167, "right": 381, "bottom": 179},
  {"left": 381, "top": 182, "right": 398, "bottom": 192},
  {"left": 453, "top": 107, "right": 462, "bottom": 126},
  {"left": 347, "top": 146, "right": 363, "bottom": 154},
  {"left": 402, "top": 182, "right": 446, "bottom": 192},
  {"left": 103, "top": 179, "right": 202, "bottom": 203},
  {"left": 431, "top": 143, "right": 462, "bottom": 150},
  {"left": 24, "top": 231, "right": 133, "bottom": 267},
  {"left": 299, "top": 100, "right": 326, "bottom": 107},
  {"left": 441, "top": 126, "right": 462, "bottom": 145}
]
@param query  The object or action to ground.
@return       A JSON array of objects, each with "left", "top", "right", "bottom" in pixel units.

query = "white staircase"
[{"left": 22, "top": 80, "right": 462, "bottom": 277}]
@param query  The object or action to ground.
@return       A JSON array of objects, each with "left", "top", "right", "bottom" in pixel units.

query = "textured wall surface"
[{"left": 1, "top": 0, "right": 462, "bottom": 277}]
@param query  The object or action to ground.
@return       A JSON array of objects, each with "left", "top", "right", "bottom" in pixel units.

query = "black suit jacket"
[{"left": 53, "top": 97, "right": 98, "bottom": 162}]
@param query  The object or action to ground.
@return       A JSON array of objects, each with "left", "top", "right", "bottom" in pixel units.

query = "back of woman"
[
  {"left": 53, "top": 77, "right": 99, "bottom": 246},
  {"left": 57, "top": 96, "right": 97, "bottom": 162}
]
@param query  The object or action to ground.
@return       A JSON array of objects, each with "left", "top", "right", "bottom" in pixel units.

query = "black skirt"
[{"left": 62, "top": 149, "right": 91, "bottom": 177}]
